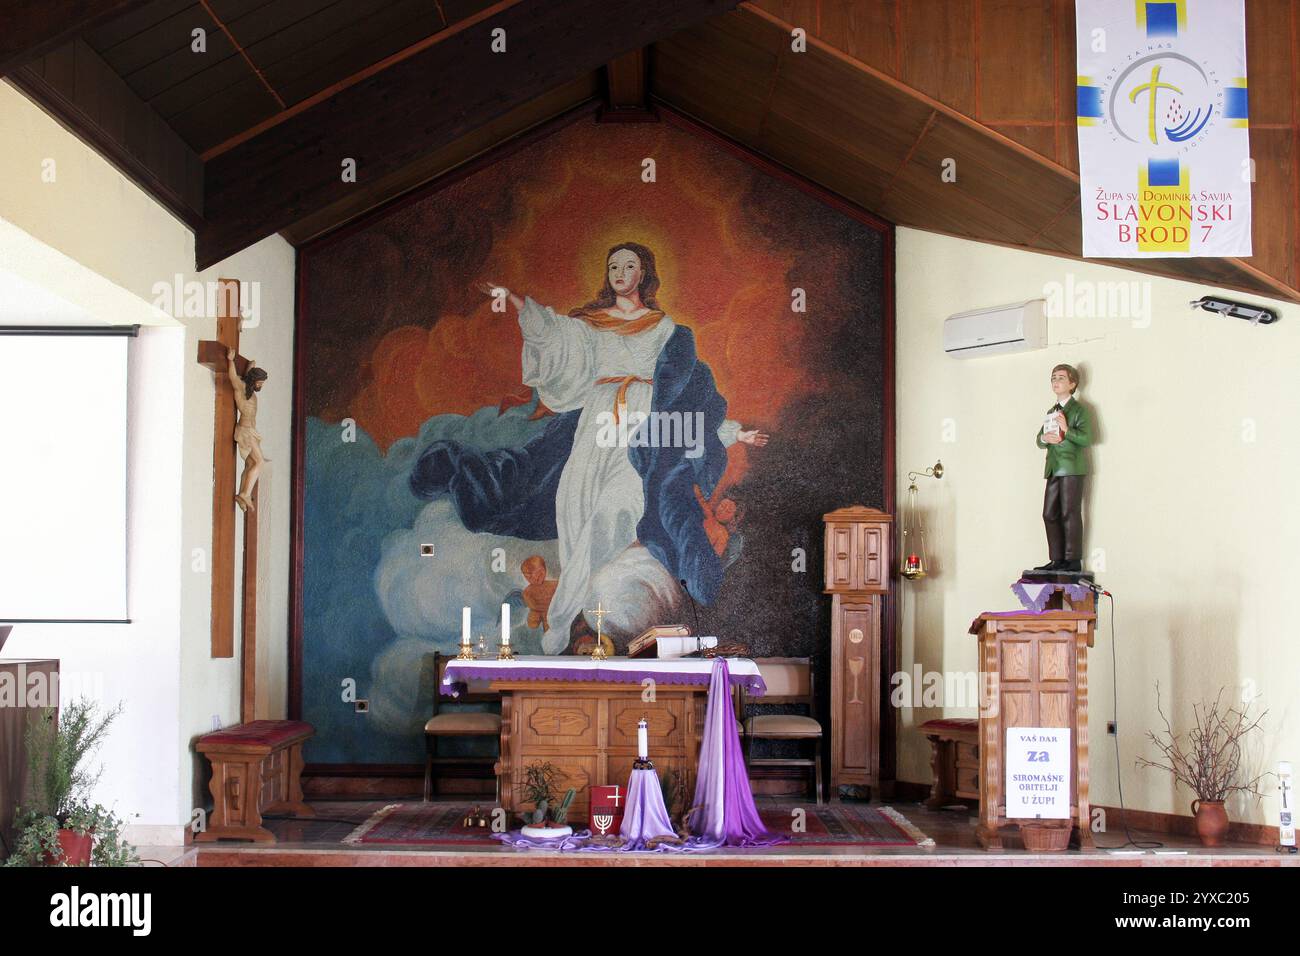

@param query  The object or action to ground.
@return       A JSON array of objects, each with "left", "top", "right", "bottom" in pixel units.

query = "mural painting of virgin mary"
[{"left": 409, "top": 242, "right": 768, "bottom": 652}]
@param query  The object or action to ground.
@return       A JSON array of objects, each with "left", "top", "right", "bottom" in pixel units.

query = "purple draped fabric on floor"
[{"left": 688, "top": 657, "right": 783, "bottom": 847}]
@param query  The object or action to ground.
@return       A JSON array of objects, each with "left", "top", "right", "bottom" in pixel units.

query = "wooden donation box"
[
  {"left": 969, "top": 609, "right": 1094, "bottom": 850},
  {"left": 823, "top": 506, "right": 890, "bottom": 799}
]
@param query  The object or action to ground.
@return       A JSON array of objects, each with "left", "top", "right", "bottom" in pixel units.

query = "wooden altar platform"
[{"left": 171, "top": 799, "right": 1298, "bottom": 868}]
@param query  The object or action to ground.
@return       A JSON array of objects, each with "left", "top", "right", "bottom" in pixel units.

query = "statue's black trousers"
[{"left": 1042, "top": 475, "right": 1086, "bottom": 561}]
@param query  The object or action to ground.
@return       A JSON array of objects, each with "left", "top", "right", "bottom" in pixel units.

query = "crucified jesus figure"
[{"left": 227, "top": 346, "right": 268, "bottom": 513}]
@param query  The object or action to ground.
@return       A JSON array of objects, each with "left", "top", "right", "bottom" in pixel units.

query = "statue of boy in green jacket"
[{"left": 1033, "top": 364, "right": 1092, "bottom": 573}]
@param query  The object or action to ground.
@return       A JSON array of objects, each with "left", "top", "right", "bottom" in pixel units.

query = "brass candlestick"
[
  {"left": 456, "top": 635, "right": 479, "bottom": 661},
  {"left": 497, "top": 639, "right": 516, "bottom": 660}
]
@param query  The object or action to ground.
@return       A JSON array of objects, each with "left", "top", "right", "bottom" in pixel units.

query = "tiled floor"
[{"left": 149, "top": 798, "right": 1300, "bottom": 867}]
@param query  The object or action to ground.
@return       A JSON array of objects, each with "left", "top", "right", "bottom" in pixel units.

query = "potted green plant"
[
  {"left": 1137, "top": 685, "right": 1268, "bottom": 847},
  {"left": 4, "top": 698, "right": 138, "bottom": 867},
  {"left": 516, "top": 761, "right": 577, "bottom": 839}
]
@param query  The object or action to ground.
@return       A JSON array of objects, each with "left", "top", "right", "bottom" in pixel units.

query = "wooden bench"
[
  {"left": 919, "top": 718, "right": 979, "bottom": 809},
  {"left": 195, "top": 720, "right": 315, "bottom": 843}
]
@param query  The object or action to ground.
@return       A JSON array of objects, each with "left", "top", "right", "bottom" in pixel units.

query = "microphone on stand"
[
  {"left": 1081, "top": 579, "right": 1112, "bottom": 598},
  {"left": 680, "top": 579, "right": 703, "bottom": 643}
]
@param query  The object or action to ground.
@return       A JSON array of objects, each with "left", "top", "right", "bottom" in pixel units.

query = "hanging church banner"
[
  {"left": 1075, "top": 0, "right": 1252, "bottom": 257},
  {"left": 294, "top": 115, "right": 890, "bottom": 765}
]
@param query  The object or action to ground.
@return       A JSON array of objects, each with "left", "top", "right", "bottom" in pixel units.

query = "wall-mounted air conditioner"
[{"left": 943, "top": 299, "right": 1047, "bottom": 359}]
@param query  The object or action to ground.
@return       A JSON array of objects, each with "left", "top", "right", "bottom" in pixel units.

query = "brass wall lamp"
[{"left": 901, "top": 461, "right": 943, "bottom": 580}]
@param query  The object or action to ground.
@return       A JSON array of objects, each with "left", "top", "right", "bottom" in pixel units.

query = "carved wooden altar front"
[{"left": 492, "top": 680, "right": 707, "bottom": 818}]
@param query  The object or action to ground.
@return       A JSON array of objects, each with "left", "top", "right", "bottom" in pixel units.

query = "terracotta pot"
[
  {"left": 1019, "top": 819, "right": 1072, "bottom": 852},
  {"left": 1191, "top": 799, "right": 1229, "bottom": 847},
  {"left": 45, "top": 829, "right": 93, "bottom": 867}
]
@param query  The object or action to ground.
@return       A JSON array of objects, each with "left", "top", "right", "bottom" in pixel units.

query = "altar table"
[{"left": 442, "top": 656, "right": 766, "bottom": 818}]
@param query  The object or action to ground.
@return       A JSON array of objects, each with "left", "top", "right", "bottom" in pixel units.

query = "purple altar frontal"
[{"left": 441, "top": 654, "right": 767, "bottom": 698}]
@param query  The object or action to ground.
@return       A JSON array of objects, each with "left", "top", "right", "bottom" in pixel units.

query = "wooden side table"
[
  {"left": 195, "top": 720, "right": 315, "bottom": 843},
  {"left": 918, "top": 718, "right": 979, "bottom": 808}
]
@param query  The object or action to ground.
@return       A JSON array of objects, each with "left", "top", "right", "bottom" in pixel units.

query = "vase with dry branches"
[{"left": 1136, "top": 684, "right": 1268, "bottom": 847}]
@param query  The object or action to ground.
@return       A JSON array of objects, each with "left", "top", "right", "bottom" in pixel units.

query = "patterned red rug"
[{"left": 344, "top": 803, "right": 933, "bottom": 848}]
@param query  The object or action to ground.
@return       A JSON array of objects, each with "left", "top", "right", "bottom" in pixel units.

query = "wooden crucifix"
[{"left": 196, "top": 278, "right": 262, "bottom": 723}]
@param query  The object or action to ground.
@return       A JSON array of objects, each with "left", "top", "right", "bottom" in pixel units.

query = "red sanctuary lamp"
[{"left": 901, "top": 461, "right": 943, "bottom": 581}]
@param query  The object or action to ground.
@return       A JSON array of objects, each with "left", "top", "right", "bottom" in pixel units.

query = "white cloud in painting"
[{"left": 374, "top": 498, "right": 558, "bottom": 644}]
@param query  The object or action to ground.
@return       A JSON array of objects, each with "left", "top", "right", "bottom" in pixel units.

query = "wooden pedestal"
[
  {"left": 823, "top": 506, "right": 891, "bottom": 800},
  {"left": 969, "top": 611, "right": 1094, "bottom": 850}
]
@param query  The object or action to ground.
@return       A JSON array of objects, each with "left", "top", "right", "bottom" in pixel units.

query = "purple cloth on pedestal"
[
  {"left": 1010, "top": 578, "right": 1093, "bottom": 613},
  {"left": 618, "top": 768, "right": 678, "bottom": 850},
  {"left": 688, "top": 658, "right": 783, "bottom": 847}
]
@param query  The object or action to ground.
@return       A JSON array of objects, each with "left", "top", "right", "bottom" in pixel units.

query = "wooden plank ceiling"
[
  {"left": 82, "top": 0, "right": 493, "bottom": 155},
  {"left": 2, "top": 0, "right": 1297, "bottom": 301},
  {"left": 653, "top": 2, "right": 1300, "bottom": 302}
]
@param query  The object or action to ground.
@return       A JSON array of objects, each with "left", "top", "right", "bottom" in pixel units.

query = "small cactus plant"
[
  {"left": 516, "top": 763, "right": 577, "bottom": 828},
  {"left": 550, "top": 788, "right": 576, "bottom": 825},
  {"left": 526, "top": 799, "right": 549, "bottom": 825}
]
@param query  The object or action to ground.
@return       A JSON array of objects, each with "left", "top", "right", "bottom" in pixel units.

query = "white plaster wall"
[
  {"left": 0, "top": 82, "right": 295, "bottom": 838},
  {"left": 894, "top": 227, "right": 1299, "bottom": 825}
]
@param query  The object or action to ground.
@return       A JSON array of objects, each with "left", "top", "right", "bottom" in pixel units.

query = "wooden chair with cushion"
[
  {"left": 739, "top": 657, "right": 823, "bottom": 804},
  {"left": 425, "top": 652, "right": 501, "bottom": 802}
]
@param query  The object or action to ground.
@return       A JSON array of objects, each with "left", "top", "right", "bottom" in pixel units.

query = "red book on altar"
[{"left": 589, "top": 784, "right": 625, "bottom": 836}]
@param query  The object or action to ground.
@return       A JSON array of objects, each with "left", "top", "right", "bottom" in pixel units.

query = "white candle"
[
  {"left": 501, "top": 602, "right": 510, "bottom": 646},
  {"left": 461, "top": 606, "right": 471, "bottom": 646},
  {"left": 637, "top": 718, "right": 648, "bottom": 759}
]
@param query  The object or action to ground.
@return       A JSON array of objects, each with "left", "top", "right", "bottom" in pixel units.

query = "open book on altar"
[{"left": 627, "top": 625, "right": 718, "bottom": 659}]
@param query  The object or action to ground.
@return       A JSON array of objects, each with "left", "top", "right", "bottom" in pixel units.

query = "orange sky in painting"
[{"left": 348, "top": 124, "right": 818, "bottom": 454}]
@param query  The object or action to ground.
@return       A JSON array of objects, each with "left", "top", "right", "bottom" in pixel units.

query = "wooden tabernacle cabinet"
[{"left": 823, "top": 506, "right": 891, "bottom": 800}]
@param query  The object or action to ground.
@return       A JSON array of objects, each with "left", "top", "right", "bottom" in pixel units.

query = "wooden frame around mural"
[{"left": 288, "top": 100, "right": 898, "bottom": 784}]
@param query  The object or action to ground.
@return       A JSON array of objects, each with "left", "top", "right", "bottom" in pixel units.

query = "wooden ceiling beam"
[
  {"left": 601, "top": 48, "right": 651, "bottom": 120},
  {"left": 10, "top": 39, "right": 205, "bottom": 228},
  {"left": 197, "top": 0, "right": 738, "bottom": 269},
  {"left": 0, "top": 0, "right": 152, "bottom": 77}
]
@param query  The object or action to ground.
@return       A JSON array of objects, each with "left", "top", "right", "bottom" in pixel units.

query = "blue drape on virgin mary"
[{"left": 409, "top": 318, "right": 730, "bottom": 618}]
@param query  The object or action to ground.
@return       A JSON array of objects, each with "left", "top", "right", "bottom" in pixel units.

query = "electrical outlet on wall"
[
  {"left": 355, "top": 699, "right": 369, "bottom": 714},
  {"left": 420, "top": 543, "right": 434, "bottom": 557}
]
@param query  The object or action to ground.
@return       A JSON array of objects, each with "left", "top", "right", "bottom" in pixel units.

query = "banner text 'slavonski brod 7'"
[{"left": 1075, "top": 0, "right": 1252, "bottom": 257}]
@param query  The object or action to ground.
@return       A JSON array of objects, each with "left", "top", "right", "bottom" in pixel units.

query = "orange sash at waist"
[{"left": 595, "top": 375, "right": 653, "bottom": 424}]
